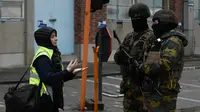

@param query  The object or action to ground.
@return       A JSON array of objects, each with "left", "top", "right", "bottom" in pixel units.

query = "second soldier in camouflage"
[{"left": 139, "top": 9, "right": 188, "bottom": 112}]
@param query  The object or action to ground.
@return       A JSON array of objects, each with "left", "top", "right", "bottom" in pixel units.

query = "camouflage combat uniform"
[
  {"left": 114, "top": 3, "right": 156, "bottom": 112},
  {"left": 114, "top": 30, "right": 155, "bottom": 112},
  {"left": 121, "top": 30, "right": 155, "bottom": 112},
  {"left": 139, "top": 9, "right": 188, "bottom": 112}
]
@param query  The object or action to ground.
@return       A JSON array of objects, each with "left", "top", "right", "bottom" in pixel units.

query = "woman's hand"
[
  {"left": 73, "top": 67, "right": 88, "bottom": 74},
  {"left": 66, "top": 59, "right": 88, "bottom": 74},
  {"left": 66, "top": 59, "right": 78, "bottom": 72}
]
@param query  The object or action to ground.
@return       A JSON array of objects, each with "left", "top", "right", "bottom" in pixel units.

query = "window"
[
  {"left": 107, "top": 0, "right": 162, "bottom": 21},
  {"left": 107, "top": 0, "right": 118, "bottom": 20},
  {"left": 118, "top": 0, "right": 132, "bottom": 20},
  {"left": 154, "top": 0, "right": 162, "bottom": 8},
  {"left": 193, "top": 0, "right": 200, "bottom": 22},
  {"left": 107, "top": 0, "right": 134, "bottom": 20},
  {"left": 0, "top": 0, "right": 24, "bottom": 18},
  {"left": 138, "top": 0, "right": 153, "bottom": 7},
  {"left": 138, "top": 0, "right": 162, "bottom": 17}
]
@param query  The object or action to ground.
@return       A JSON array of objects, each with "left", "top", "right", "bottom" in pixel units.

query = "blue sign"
[
  {"left": 38, "top": 20, "right": 47, "bottom": 27},
  {"left": 98, "top": 21, "right": 106, "bottom": 28},
  {"left": 188, "top": 1, "right": 194, "bottom": 6}
]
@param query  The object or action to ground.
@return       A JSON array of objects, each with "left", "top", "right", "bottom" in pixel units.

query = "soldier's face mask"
[
  {"left": 152, "top": 19, "right": 177, "bottom": 38},
  {"left": 152, "top": 19, "right": 162, "bottom": 38},
  {"left": 152, "top": 19, "right": 169, "bottom": 38},
  {"left": 131, "top": 18, "right": 148, "bottom": 32}
]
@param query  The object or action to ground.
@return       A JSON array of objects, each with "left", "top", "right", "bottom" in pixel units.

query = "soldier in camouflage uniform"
[
  {"left": 114, "top": 3, "right": 155, "bottom": 112},
  {"left": 138, "top": 9, "right": 188, "bottom": 112}
]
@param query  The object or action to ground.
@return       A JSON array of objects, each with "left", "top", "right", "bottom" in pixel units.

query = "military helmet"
[
  {"left": 128, "top": 3, "right": 150, "bottom": 19},
  {"left": 153, "top": 9, "right": 178, "bottom": 25}
]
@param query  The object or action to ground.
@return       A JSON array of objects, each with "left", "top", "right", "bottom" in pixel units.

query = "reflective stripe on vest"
[
  {"left": 29, "top": 73, "right": 53, "bottom": 100},
  {"left": 29, "top": 46, "right": 54, "bottom": 99}
]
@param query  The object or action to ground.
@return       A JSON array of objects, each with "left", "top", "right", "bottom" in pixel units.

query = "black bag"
[{"left": 4, "top": 67, "right": 42, "bottom": 112}]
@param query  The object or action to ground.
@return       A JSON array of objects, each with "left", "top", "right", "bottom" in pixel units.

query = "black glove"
[
  {"left": 119, "top": 44, "right": 129, "bottom": 52},
  {"left": 133, "top": 63, "right": 146, "bottom": 86},
  {"left": 114, "top": 50, "right": 126, "bottom": 65},
  {"left": 138, "top": 63, "right": 146, "bottom": 75},
  {"left": 114, "top": 45, "right": 129, "bottom": 65}
]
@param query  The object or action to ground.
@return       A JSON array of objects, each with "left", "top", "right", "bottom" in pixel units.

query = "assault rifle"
[
  {"left": 113, "top": 30, "right": 162, "bottom": 96},
  {"left": 113, "top": 30, "right": 141, "bottom": 86}
]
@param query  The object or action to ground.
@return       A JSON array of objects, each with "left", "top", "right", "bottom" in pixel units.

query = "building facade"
[
  {"left": 0, "top": 0, "right": 25, "bottom": 68},
  {"left": 0, "top": 0, "right": 200, "bottom": 68},
  {"left": 107, "top": 0, "right": 200, "bottom": 59},
  {"left": 162, "top": 0, "right": 200, "bottom": 55},
  {"left": 0, "top": 0, "right": 108, "bottom": 68}
]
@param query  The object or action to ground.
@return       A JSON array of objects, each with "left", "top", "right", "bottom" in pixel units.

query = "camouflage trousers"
[
  {"left": 123, "top": 87, "right": 144, "bottom": 112},
  {"left": 143, "top": 93, "right": 178, "bottom": 112}
]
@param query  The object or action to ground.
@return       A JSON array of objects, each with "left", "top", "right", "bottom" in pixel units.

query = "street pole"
[
  {"left": 80, "top": 0, "right": 91, "bottom": 110},
  {"left": 24, "top": 0, "right": 27, "bottom": 66},
  {"left": 167, "top": 0, "right": 170, "bottom": 9},
  {"left": 93, "top": 46, "right": 99, "bottom": 112},
  {"left": 97, "top": 21, "right": 106, "bottom": 102},
  {"left": 182, "top": 0, "right": 194, "bottom": 56},
  {"left": 98, "top": 22, "right": 103, "bottom": 102}
]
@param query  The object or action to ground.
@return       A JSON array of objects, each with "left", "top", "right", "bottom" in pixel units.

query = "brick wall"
[
  {"left": 74, "top": 0, "right": 107, "bottom": 44},
  {"left": 162, "top": 0, "right": 182, "bottom": 22}
]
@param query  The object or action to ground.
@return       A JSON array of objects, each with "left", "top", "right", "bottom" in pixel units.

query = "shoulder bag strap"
[{"left": 14, "top": 67, "right": 30, "bottom": 90}]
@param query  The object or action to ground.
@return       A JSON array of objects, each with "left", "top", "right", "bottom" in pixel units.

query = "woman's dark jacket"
[{"left": 33, "top": 27, "right": 75, "bottom": 110}]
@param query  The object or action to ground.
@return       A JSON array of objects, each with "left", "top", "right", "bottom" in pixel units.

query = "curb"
[
  {"left": 1, "top": 66, "right": 200, "bottom": 85},
  {"left": 0, "top": 72, "right": 120, "bottom": 85},
  {"left": 176, "top": 106, "right": 200, "bottom": 112},
  {"left": 183, "top": 66, "right": 200, "bottom": 71}
]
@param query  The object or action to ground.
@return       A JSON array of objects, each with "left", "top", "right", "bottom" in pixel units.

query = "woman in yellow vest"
[{"left": 30, "top": 27, "right": 86, "bottom": 112}]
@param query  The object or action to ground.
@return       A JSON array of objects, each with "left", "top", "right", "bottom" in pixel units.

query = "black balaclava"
[
  {"left": 131, "top": 18, "right": 148, "bottom": 32},
  {"left": 34, "top": 27, "right": 58, "bottom": 50},
  {"left": 152, "top": 21, "right": 178, "bottom": 38}
]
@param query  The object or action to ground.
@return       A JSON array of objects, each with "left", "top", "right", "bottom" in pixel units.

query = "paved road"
[{"left": 1, "top": 69, "right": 200, "bottom": 112}]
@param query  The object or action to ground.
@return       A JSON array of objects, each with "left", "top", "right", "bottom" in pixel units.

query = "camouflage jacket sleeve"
[
  {"left": 114, "top": 32, "right": 133, "bottom": 65},
  {"left": 141, "top": 36, "right": 183, "bottom": 75},
  {"left": 139, "top": 30, "right": 156, "bottom": 61},
  {"left": 129, "top": 30, "right": 155, "bottom": 64}
]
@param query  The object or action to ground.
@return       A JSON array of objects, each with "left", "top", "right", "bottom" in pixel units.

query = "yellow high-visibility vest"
[
  {"left": 29, "top": 46, "right": 54, "bottom": 97},
  {"left": 29, "top": 46, "right": 64, "bottom": 99}
]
